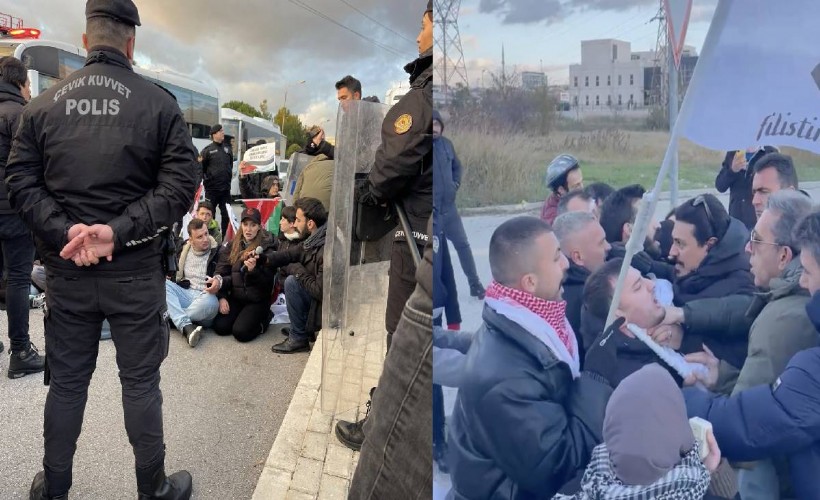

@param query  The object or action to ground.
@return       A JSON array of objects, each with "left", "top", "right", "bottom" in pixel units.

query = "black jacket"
[
  {"left": 673, "top": 217, "right": 754, "bottom": 368},
  {"left": 5, "top": 47, "right": 200, "bottom": 276},
  {"left": 365, "top": 49, "right": 433, "bottom": 245},
  {"left": 200, "top": 140, "right": 233, "bottom": 194},
  {"left": 302, "top": 139, "right": 335, "bottom": 159},
  {"left": 715, "top": 150, "right": 760, "bottom": 230},
  {"left": 273, "top": 230, "right": 304, "bottom": 284},
  {"left": 264, "top": 225, "right": 326, "bottom": 333},
  {"left": 563, "top": 260, "right": 589, "bottom": 363},
  {"left": 448, "top": 304, "right": 612, "bottom": 500},
  {"left": 216, "top": 232, "right": 276, "bottom": 304},
  {"left": 0, "top": 82, "right": 26, "bottom": 215}
]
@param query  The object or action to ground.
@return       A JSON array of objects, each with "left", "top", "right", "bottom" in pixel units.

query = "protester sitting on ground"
[
  {"left": 599, "top": 184, "right": 673, "bottom": 281},
  {"left": 196, "top": 199, "right": 222, "bottom": 246},
  {"left": 261, "top": 174, "right": 285, "bottom": 236},
  {"left": 751, "top": 152, "right": 798, "bottom": 220},
  {"left": 682, "top": 213, "right": 820, "bottom": 500},
  {"left": 165, "top": 218, "right": 221, "bottom": 347},
  {"left": 213, "top": 207, "right": 277, "bottom": 342},
  {"left": 554, "top": 211, "right": 611, "bottom": 362},
  {"left": 271, "top": 205, "right": 304, "bottom": 289},
  {"left": 583, "top": 182, "right": 614, "bottom": 219},
  {"left": 263, "top": 197, "right": 327, "bottom": 354},
  {"left": 715, "top": 146, "right": 778, "bottom": 230},
  {"left": 448, "top": 216, "right": 613, "bottom": 499},
  {"left": 581, "top": 258, "right": 684, "bottom": 387},
  {"left": 554, "top": 363, "right": 721, "bottom": 500},
  {"left": 293, "top": 152, "right": 333, "bottom": 212},
  {"left": 541, "top": 154, "right": 584, "bottom": 224},
  {"left": 557, "top": 189, "right": 596, "bottom": 217},
  {"left": 669, "top": 194, "right": 755, "bottom": 382}
]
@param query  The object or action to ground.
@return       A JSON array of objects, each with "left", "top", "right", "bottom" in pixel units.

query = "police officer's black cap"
[
  {"left": 210, "top": 124, "right": 223, "bottom": 135},
  {"left": 426, "top": 0, "right": 433, "bottom": 13},
  {"left": 86, "top": 0, "right": 141, "bottom": 27}
]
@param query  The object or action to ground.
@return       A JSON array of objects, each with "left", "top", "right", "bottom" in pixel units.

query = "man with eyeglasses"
[
  {"left": 660, "top": 191, "right": 816, "bottom": 499},
  {"left": 681, "top": 209, "right": 820, "bottom": 500},
  {"left": 667, "top": 194, "right": 755, "bottom": 381}
]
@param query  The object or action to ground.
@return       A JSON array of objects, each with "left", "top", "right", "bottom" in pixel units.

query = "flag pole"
[{"left": 603, "top": 0, "right": 733, "bottom": 331}]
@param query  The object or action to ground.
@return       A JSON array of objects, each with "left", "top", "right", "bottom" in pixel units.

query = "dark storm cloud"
[{"left": 3, "top": 0, "right": 427, "bottom": 132}]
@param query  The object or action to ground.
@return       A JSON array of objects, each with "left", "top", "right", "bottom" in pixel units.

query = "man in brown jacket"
[{"left": 293, "top": 153, "right": 333, "bottom": 211}]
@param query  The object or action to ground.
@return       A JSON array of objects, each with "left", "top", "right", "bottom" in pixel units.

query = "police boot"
[
  {"left": 29, "top": 471, "right": 68, "bottom": 500},
  {"left": 9, "top": 342, "right": 45, "bottom": 379},
  {"left": 334, "top": 387, "right": 374, "bottom": 451},
  {"left": 137, "top": 465, "right": 192, "bottom": 500}
]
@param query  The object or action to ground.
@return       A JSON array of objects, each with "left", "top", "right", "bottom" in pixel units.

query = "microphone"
[{"left": 241, "top": 246, "right": 264, "bottom": 272}]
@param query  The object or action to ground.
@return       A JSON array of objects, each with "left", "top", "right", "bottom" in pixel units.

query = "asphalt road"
[{"left": 0, "top": 308, "right": 308, "bottom": 499}]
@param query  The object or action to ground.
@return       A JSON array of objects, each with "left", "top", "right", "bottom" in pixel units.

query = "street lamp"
[{"left": 281, "top": 80, "right": 306, "bottom": 132}]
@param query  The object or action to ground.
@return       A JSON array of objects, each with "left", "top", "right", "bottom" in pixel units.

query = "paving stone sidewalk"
[{"left": 252, "top": 330, "right": 386, "bottom": 499}]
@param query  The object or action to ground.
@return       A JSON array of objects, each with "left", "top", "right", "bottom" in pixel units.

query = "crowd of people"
[
  {"left": 0, "top": 0, "right": 436, "bottom": 497},
  {"left": 434, "top": 142, "right": 820, "bottom": 499}
]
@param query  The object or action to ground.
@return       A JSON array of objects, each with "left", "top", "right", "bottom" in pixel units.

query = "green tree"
[
  {"left": 259, "top": 99, "right": 274, "bottom": 121},
  {"left": 286, "top": 143, "right": 302, "bottom": 157},
  {"left": 275, "top": 106, "right": 308, "bottom": 151},
  {"left": 222, "top": 100, "right": 264, "bottom": 118}
]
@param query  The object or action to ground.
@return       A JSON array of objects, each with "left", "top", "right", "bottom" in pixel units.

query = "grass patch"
[{"left": 450, "top": 128, "right": 820, "bottom": 208}]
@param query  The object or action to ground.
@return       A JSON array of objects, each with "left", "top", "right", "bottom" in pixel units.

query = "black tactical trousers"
[
  {"left": 42, "top": 270, "right": 169, "bottom": 495},
  {"left": 386, "top": 238, "right": 424, "bottom": 352}
]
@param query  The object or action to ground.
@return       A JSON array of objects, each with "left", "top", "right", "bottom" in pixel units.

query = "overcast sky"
[
  {"left": 450, "top": 0, "right": 717, "bottom": 88},
  {"left": 3, "top": 0, "right": 426, "bottom": 136}
]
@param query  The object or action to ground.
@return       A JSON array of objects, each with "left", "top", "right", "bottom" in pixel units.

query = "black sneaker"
[
  {"left": 271, "top": 337, "right": 310, "bottom": 354},
  {"left": 9, "top": 343, "right": 45, "bottom": 379},
  {"left": 469, "top": 282, "right": 486, "bottom": 300},
  {"left": 182, "top": 324, "right": 202, "bottom": 348}
]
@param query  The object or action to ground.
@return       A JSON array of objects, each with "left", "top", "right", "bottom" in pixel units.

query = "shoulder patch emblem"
[{"left": 394, "top": 113, "right": 413, "bottom": 135}]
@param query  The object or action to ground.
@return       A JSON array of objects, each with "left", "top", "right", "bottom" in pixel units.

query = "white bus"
[
  {"left": 220, "top": 107, "right": 287, "bottom": 198},
  {"left": 0, "top": 33, "right": 220, "bottom": 151}
]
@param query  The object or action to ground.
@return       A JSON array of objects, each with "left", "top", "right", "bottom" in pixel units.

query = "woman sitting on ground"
[{"left": 213, "top": 207, "right": 277, "bottom": 342}]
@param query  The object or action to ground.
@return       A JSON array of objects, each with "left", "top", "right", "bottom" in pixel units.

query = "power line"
[
  {"left": 337, "top": 0, "right": 415, "bottom": 44},
  {"left": 286, "top": 0, "right": 407, "bottom": 58}
]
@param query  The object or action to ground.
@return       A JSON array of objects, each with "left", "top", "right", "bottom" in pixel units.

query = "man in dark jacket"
[
  {"left": 262, "top": 197, "right": 326, "bottom": 353},
  {"left": 432, "top": 109, "right": 484, "bottom": 298},
  {"left": 339, "top": 1, "right": 433, "bottom": 450},
  {"left": 682, "top": 210, "right": 820, "bottom": 500},
  {"left": 0, "top": 55, "right": 44, "bottom": 377},
  {"left": 553, "top": 210, "right": 610, "bottom": 362},
  {"left": 670, "top": 194, "right": 755, "bottom": 371},
  {"left": 200, "top": 123, "right": 234, "bottom": 237},
  {"left": 448, "top": 216, "right": 612, "bottom": 499},
  {"left": 715, "top": 147, "right": 777, "bottom": 230},
  {"left": 6, "top": 2, "right": 197, "bottom": 497}
]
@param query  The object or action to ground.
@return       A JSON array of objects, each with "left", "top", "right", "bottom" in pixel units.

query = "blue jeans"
[
  {"left": 164, "top": 280, "right": 219, "bottom": 330},
  {"left": 0, "top": 214, "right": 35, "bottom": 351},
  {"left": 284, "top": 274, "right": 311, "bottom": 343}
]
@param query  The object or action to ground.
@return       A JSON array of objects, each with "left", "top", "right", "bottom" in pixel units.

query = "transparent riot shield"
[
  {"left": 282, "top": 152, "right": 315, "bottom": 205},
  {"left": 321, "top": 99, "right": 392, "bottom": 415}
]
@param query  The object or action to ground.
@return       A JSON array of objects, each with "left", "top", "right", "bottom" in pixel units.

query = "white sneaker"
[{"left": 187, "top": 326, "right": 203, "bottom": 348}]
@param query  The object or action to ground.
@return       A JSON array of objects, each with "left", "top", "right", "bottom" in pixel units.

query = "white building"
[
  {"left": 569, "top": 39, "right": 647, "bottom": 113},
  {"left": 521, "top": 71, "right": 547, "bottom": 90}
]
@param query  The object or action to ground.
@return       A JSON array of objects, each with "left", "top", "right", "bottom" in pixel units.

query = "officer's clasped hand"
[{"left": 60, "top": 223, "right": 115, "bottom": 267}]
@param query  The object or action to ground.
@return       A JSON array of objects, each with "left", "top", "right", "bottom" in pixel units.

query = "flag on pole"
[{"left": 677, "top": 0, "right": 820, "bottom": 154}]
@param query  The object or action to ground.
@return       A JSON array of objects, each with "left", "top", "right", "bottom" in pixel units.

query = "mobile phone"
[{"left": 689, "top": 417, "right": 712, "bottom": 460}]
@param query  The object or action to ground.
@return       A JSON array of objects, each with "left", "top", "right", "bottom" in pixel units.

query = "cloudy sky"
[
  {"left": 3, "top": 0, "right": 426, "bottom": 136},
  {"left": 449, "top": 0, "right": 717, "bottom": 88}
]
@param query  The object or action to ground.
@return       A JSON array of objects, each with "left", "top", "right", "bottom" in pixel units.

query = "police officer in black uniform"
[
  {"left": 200, "top": 123, "right": 234, "bottom": 237},
  {"left": 5, "top": 1, "right": 198, "bottom": 498},
  {"left": 336, "top": 0, "right": 433, "bottom": 451}
]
